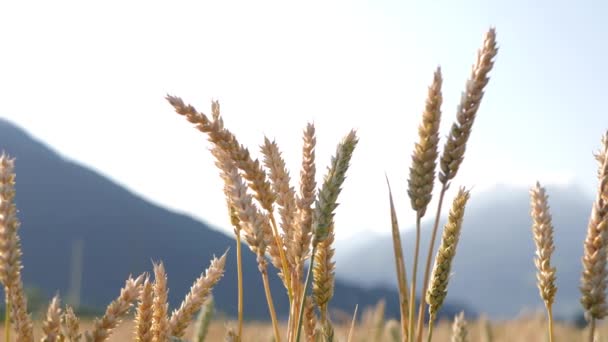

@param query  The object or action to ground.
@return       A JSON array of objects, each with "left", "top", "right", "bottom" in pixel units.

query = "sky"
[{"left": 0, "top": 0, "right": 607, "bottom": 240}]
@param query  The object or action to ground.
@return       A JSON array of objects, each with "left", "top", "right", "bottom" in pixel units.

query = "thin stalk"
[
  {"left": 295, "top": 243, "right": 318, "bottom": 342},
  {"left": 346, "top": 305, "right": 358, "bottom": 342},
  {"left": 236, "top": 233, "right": 244, "bottom": 340},
  {"left": 4, "top": 295, "right": 10, "bottom": 342},
  {"left": 416, "top": 184, "right": 448, "bottom": 341},
  {"left": 269, "top": 213, "right": 294, "bottom": 301},
  {"left": 426, "top": 318, "right": 434, "bottom": 342},
  {"left": 547, "top": 304, "right": 554, "bottom": 342},
  {"left": 589, "top": 317, "right": 596, "bottom": 342},
  {"left": 408, "top": 215, "right": 423, "bottom": 342},
  {"left": 261, "top": 263, "right": 282, "bottom": 342}
]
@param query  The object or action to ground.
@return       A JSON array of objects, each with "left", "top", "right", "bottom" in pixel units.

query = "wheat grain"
[{"left": 41, "top": 295, "right": 62, "bottom": 342}]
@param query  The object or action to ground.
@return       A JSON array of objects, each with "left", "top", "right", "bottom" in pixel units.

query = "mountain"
[
  {"left": 335, "top": 183, "right": 594, "bottom": 319},
  {"left": 0, "top": 118, "right": 472, "bottom": 321}
]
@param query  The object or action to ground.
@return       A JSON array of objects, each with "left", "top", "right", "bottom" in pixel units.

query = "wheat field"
[{"left": 1, "top": 27, "right": 608, "bottom": 341}]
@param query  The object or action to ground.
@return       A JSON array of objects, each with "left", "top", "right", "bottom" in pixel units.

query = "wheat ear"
[
  {"left": 438, "top": 28, "right": 498, "bottom": 185},
  {"left": 169, "top": 252, "right": 227, "bottom": 338},
  {"left": 408, "top": 67, "right": 443, "bottom": 342},
  {"left": 295, "top": 130, "right": 358, "bottom": 342},
  {"left": 86, "top": 275, "right": 144, "bottom": 342},
  {"left": 312, "top": 221, "right": 335, "bottom": 323},
  {"left": 451, "top": 312, "right": 468, "bottom": 342},
  {"left": 426, "top": 187, "right": 470, "bottom": 341},
  {"left": 152, "top": 263, "right": 170, "bottom": 342},
  {"left": 166, "top": 97, "right": 292, "bottom": 298},
  {"left": 134, "top": 275, "right": 153, "bottom": 342},
  {"left": 581, "top": 132, "right": 608, "bottom": 341},
  {"left": 530, "top": 182, "right": 557, "bottom": 342},
  {"left": 41, "top": 295, "right": 62, "bottom": 342},
  {"left": 303, "top": 296, "right": 318, "bottom": 342},
  {"left": 0, "top": 154, "right": 34, "bottom": 342},
  {"left": 61, "top": 306, "right": 81, "bottom": 342}
]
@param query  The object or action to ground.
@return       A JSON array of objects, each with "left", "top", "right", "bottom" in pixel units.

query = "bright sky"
[{"left": 1, "top": 0, "right": 606, "bottom": 240}]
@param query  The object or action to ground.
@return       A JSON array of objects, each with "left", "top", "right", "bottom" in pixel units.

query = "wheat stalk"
[
  {"left": 530, "top": 182, "right": 557, "bottom": 342},
  {"left": 581, "top": 132, "right": 608, "bottom": 341},
  {"left": 417, "top": 28, "right": 499, "bottom": 342},
  {"left": 408, "top": 67, "right": 443, "bottom": 342}
]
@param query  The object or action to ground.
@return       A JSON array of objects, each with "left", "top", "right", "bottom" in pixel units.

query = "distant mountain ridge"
[
  {"left": 0, "top": 118, "right": 472, "bottom": 320},
  {"left": 335, "top": 183, "right": 594, "bottom": 319}
]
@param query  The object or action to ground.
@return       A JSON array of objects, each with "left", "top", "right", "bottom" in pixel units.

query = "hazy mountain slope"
[
  {"left": 0, "top": 118, "right": 472, "bottom": 320},
  {"left": 336, "top": 184, "right": 592, "bottom": 319}
]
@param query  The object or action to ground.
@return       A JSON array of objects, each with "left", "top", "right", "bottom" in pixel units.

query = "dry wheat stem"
[
  {"left": 42, "top": 295, "right": 62, "bottom": 342},
  {"left": 408, "top": 215, "right": 422, "bottom": 342},
  {"left": 134, "top": 276, "right": 154, "bottom": 342},
  {"left": 386, "top": 177, "right": 409, "bottom": 341},
  {"left": 87, "top": 275, "right": 144, "bottom": 342},
  {"left": 346, "top": 304, "right": 358, "bottom": 342},
  {"left": 169, "top": 252, "right": 227, "bottom": 338},
  {"left": 211, "top": 147, "right": 244, "bottom": 340},
  {"left": 581, "top": 133, "right": 608, "bottom": 324}
]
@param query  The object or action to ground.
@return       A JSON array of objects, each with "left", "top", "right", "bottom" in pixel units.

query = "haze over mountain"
[
  {"left": 0, "top": 118, "right": 471, "bottom": 320},
  {"left": 336, "top": 183, "right": 594, "bottom": 319}
]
